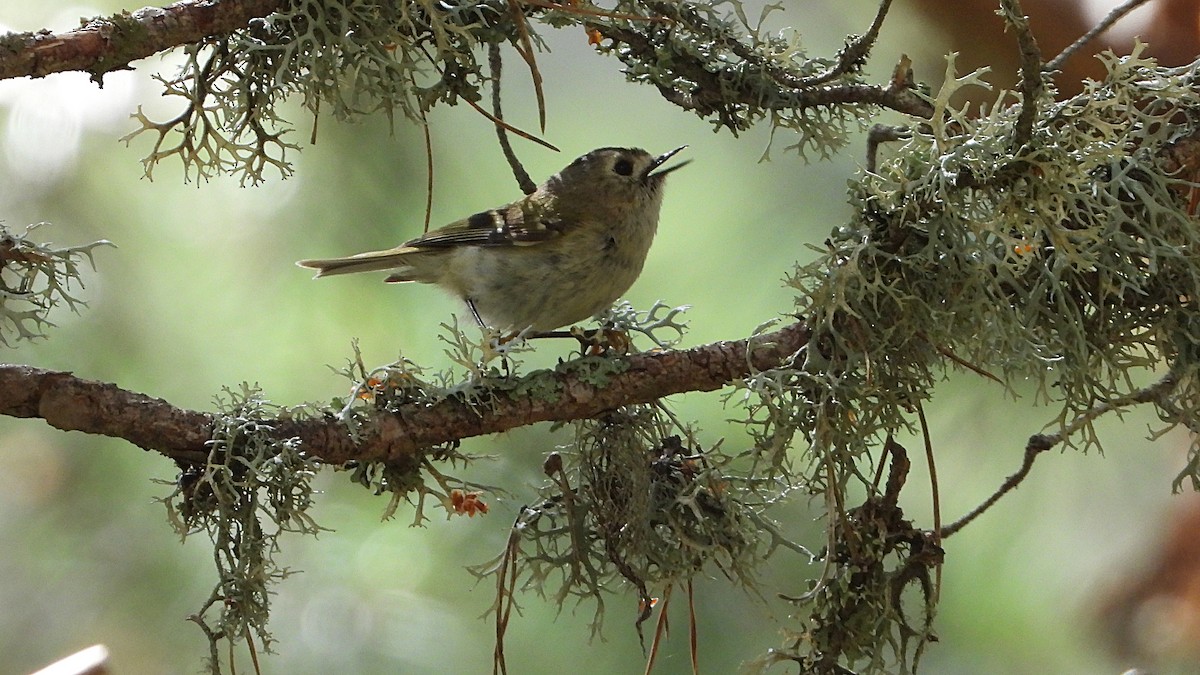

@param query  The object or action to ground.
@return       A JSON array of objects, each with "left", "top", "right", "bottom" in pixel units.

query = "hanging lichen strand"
[{"left": 120, "top": 0, "right": 877, "bottom": 183}]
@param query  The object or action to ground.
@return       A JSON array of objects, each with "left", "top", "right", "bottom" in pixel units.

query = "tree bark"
[
  {"left": 0, "top": 0, "right": 284, "bottom": 82},
  {"left": 0, "top": 321, "right": 809, "bottom": 465}
]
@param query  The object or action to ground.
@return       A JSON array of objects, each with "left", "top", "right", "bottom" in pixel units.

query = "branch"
[
  {"left": 0, "top": 0, "right": 284, "bottom": 82},
  {"left": 795, "top": 0, "right": 893, "bottom": 88},
  {"left": 0, "top": 365, "right": 213, "bottom": 461},
  {"left": 1045, "top": 0, "right": 1154, "bottom": 73},
  {"left": 592, "top": 21, "right": 934, "bottom": 121},
  {"left": 940, "top": 370, "right": 1182, "bottom": 538},
  {"left": 0, "top": 321, "right": 809, "bottom": 466},
  {"left": 998, "top": 0, "right": 1044, "bottom": 149}
]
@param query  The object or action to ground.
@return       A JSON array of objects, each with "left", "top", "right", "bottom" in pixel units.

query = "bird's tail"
[{"left": 296, "top": 246, "right": 417, "bottom": 278}]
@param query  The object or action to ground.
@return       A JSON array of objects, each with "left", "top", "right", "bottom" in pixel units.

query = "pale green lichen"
[
  {"left": 795, "top": 47, "right": 1200, "bottom": 456},
  {"left": 0, "top": 222, "right": 112, "bottom": 346},
  {"left": 160, "top": 383, "right": 322, "bottom": 670},
  {"left": 738, "top": 46, "right": 1200, "bottom": 673},
  {"left": 470, "top": 403, "right": 782, "bottom": 645},
  {"left": 122, "top": 0, "right": 880, "bottom": 182}
]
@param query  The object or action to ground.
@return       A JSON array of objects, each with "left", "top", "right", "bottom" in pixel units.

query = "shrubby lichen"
[
  {"left": 471, "top": 402, "right": 781, "bottom": 655},
  {"left": 122, "top": 0, "right": 882, "bottom": 182},
  {"left": 0, "top": 222, "right": 112, "bottom": 346},
  {"left": 738, "top": 46, "right": 1200, "bottom": 672},
  {"left": 161, "top": 383, "right": 322, "bottom": 667},
  {"left": 96, "top": 0, "right": 1200, "bottom": 670},
  {"left": 795, "top": 47, "right": 1199, "bottom": 455}
]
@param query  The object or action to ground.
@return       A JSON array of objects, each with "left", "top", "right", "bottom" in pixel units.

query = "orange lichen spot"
[
  {"left": 356, "top": 376, "right": 390, "bottom": 400},
  {"left": 1013, "top": 242, "right": 1036, "bottom": 255},
  {"left": 680, "top": 457, "right": 699, "bottom": 479},
  {"left": 587, "top": 28, "right": 603, "bottom": 45},
  {"left": 638, "top": 596, "right": 660, "bottom": 613},
  {"left": 450, "top": 489, "right": 489, "bottom": 517}
]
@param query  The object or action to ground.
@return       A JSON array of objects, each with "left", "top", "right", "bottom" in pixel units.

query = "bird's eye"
[{"left": 613, "top": 158, "right": 634, "bottom": 176}]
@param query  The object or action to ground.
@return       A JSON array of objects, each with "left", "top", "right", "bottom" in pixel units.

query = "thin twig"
[
  {"left": 939, "top": 433, "right": 1051, "bottom": 538},
  {"left": 941, "top": 371, "right": 1180, "bottom": 537},
  {"left": 493, "top": 524, "right": 520, "bottom": 675},
  {"left": 797, "top": 0, "right": 893, "bottom": 88},
  {"left": 413, "top": 74, "right": 435, "bottom": 232},
  {"left": 916, "top": 330, "right": 1004, "bottom": 385},
  {"left": 687, "top": 578, "right": 698, "bottom": 675},
  {"left": 1045, "top": 0, "right": 1154, "bottom": 72},
  {"left": 865, "top": 124, "right": 910, "bottom": 174},
  {"left": 488, "top": 43, "right": 538, "bottom": 194},
  {"left": 506, "top": 0, "right": 547, "bottom": 132},
  {"left": 915, "top": 402, "right": 942, "bottom": 601},
  {"left": 643, "top": 585, "right": 671, "bottom": 675},
  {"left": 466, "top": 96, "right": 560, "bottom": 154}
]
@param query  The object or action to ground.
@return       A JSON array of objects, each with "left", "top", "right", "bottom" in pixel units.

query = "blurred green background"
[{"left": 1, "top": 2, "right": 1194, "bottom": 674}]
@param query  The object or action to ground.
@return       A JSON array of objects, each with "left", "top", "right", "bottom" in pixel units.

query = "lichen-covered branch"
[
  {"left": 3, "top": 0, "right": 938, "bottom": 180},
  {"left": 0, "top": 0, "right": 285, "bottom": 82},
  {"left": 0, "top": 320, "right": 808, "bottom": 465},
  {"left": 587, "top": 0, "right": 933, "bottom": 161}
]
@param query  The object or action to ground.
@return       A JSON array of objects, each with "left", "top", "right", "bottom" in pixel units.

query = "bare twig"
[
  {"left": 915, "top": 402, "right": 942, "bottom": 601},
  {"left": 866, "top": 123, "right": 911, "bottom": 173},
  {"left": 465, "top": 94, "right": 560, "bottom": 153},
  {"left": 797, "top": 0, "right": 894, "bottom": 88},
  {"left": 940, "top": 371, "right": 1181, "bottom": 537},
  {"left": 489, "top": 43, "right": 537, "bottom": 195},
  {"left": 916, "top": 330, "right": 1004, "bottom": 385},
  {"left": 415, "top": 76, "right": 435, "bottom": 232},
  {"left": 506, "top": 0, "right": 547, "bottom": 132},
  {"left": 687, "top": 578, "right": 698, "bottom": 675},
  {"left": 938, "top": 433, "right": 1051, "bottom": 538},
  {"left": 643, "top": 585, "right": 670, "bottom": 675},
  {"left": 492, "top": 524, "right": 520, "bottom": 675},
  {"left": 1045, "top": 0, "right": 1154, "bottom": 72}
]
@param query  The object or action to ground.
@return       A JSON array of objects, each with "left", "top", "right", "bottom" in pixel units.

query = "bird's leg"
[
  {"left": 467, "top": 299, "right": 516, "bottom": 376},
  {"left": 514, "top": 327, "right": 630, "bottom": 354}
]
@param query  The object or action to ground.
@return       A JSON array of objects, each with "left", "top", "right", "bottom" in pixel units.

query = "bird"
[{"left": 297, "top": 146, "right": 689, "bottom": 332}]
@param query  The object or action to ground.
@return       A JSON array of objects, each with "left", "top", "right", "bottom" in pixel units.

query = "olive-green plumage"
[{"left": 297, "top": 146, "right": 688, "bottom": 331}]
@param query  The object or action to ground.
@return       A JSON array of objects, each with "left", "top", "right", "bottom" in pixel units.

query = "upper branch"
[
  {"left": 0, "top": 321, "right": 809, "bottom": 466},
  {"left": 591, "top": 20, "right": 934, "bottom": 123},
  {"left": 998, "top": 0, "right": 1045, "bottom": 148},
  {"left": 0, "top": 0, "right": 284, "bottom": 82}
]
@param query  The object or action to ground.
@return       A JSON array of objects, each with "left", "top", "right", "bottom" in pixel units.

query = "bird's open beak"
[{"left": 643, "top": 145, "right": 691, "bottom": 180}]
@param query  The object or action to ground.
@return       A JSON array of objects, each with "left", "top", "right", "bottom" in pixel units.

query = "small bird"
[{"left": 297, "top": 146, "right": 689, "bottom": 332}]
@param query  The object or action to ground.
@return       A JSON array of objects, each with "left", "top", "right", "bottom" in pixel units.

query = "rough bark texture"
[
  {"left": 0, "top": 0, "right": 284, "bottom": 82},
  {"left": 0, "top": 321, "right": 809, "bottom": 465},
  {"left": 0, "top": 365, "right": 215, "bottom": 460}
]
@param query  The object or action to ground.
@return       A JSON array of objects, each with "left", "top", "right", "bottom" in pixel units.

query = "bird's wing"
[{"left": 404, "top": 202, "right": 567, "bottom": 249}]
